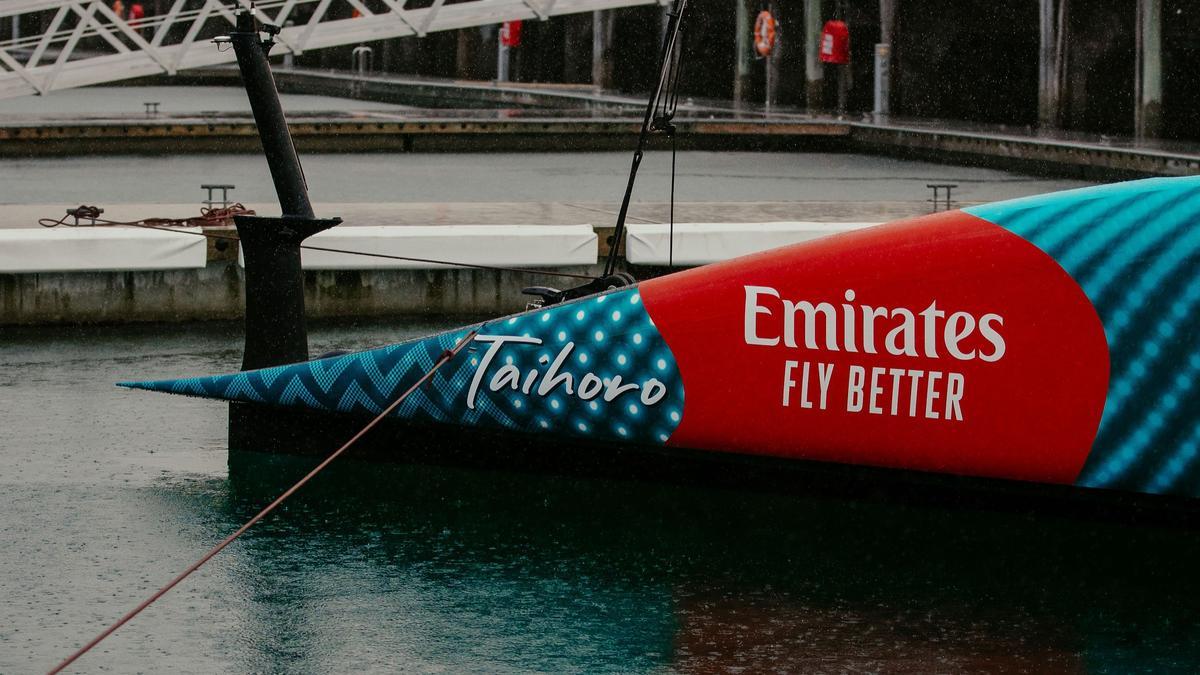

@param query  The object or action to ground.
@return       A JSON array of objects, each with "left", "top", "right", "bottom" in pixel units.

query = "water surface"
[{"left": 2, "top": 321, "right": 1199, "bottom": 672}]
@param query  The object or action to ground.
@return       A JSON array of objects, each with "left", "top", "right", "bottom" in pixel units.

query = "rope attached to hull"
[{"left": 47, "top": 328, "right": 481, "bottom": 674}]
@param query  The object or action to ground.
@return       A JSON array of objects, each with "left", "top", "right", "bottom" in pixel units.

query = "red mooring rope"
[
  {"left": 39, "top": 206, "right": 600, "bottom": 282},
  {"left": 48, "top": 328, "right": 481, "bottom": 674}
]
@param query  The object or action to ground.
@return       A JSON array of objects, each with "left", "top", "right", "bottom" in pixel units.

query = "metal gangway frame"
[{"left": 0, "top": 0, "right": 666, "bottom": 100}]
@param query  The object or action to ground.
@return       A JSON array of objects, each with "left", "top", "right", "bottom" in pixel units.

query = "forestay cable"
[{"left": 603, "top": 0, "right": 690, "bottom": 277}]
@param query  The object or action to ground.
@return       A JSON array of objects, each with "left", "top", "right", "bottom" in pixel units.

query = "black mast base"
[
  {"left": 234, "top": 214, "right": 341, "bottom": 372},
  {"left": 230, "top": 215, "right": 340, "bottom": 453}
]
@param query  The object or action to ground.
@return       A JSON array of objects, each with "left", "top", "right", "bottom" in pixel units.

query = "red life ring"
[{"left": 754, "top": 11, "right": 777, "bottom": 57}]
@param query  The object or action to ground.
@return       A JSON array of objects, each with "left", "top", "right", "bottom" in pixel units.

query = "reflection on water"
[
  {"left": 2, "top": 320, "right": 1199, "bottom": 672},
  {"left": 222, "top": 453, "right": 1200, "bottom": 673}
]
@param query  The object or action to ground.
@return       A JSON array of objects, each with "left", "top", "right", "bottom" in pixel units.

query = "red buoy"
[{"left": 820, "top": 19, "right": 851, "bottom": 65}]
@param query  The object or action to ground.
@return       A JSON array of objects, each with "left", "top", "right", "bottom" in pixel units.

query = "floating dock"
[{"left": 0, "top": 201, "right": 901, "bottom": 325}]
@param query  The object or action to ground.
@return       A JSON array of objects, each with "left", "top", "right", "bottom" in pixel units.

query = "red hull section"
[{"left": 641, "top": 211, "right": 1110, "bottom": 485}]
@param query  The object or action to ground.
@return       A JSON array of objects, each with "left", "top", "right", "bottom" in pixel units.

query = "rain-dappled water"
[{"left": 3, "top": 320, "right": 1200, "bottom": 672}]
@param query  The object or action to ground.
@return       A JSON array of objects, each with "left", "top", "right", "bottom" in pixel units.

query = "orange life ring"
[{"left": 754, "top": 11, "right": 777, "bottom": 57}]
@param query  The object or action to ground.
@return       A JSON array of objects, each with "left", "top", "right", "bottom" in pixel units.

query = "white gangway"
[{"left": 0, "top": 0, "right": 665, "bottom": 100}]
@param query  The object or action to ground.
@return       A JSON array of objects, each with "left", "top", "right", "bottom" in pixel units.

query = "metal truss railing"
[{"left": 0, "top": 0, "right": 665, "bottom": 99}]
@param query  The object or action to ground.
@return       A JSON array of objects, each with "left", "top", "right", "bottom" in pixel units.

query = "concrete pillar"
[
  {"left": 879, "top": 0, "right": 896, "bottom": 42},
  {"left": 563, "top": 17, "right": 579, "bottom": 82},
  {"left": 497, "top": 39, "right": 509, "bottom": 82},
  {"left": 1038, "top": 0, "right": 1056, "bottom": 126},
  {"left": 1135, "top": 0, "right": 1163, "bottom": 138},
  {"left": 456, "top": 30, "right": 471, "bottom": 79},
  {"left": 591, "top": 10, "right": 613, "bottom": 91},
  {"left": 876, "top": 0, "right": 896, "bottom": 117},
  {"left": 804, "top": 0, "right": 823, "bottom": 111},
  {"left": 764, "top": 3, "right": 781, "bottom": 111},
  {"left": 873, "top": 43, "right": 891, "bottom": 117},
  {"left": 1038, "top": 0, "right": 1068, "bottom": 127},
  {"left": 734, "top": 0, "right": 752, "bottom": 107}
]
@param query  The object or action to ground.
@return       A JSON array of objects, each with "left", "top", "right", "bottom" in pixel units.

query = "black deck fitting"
[
  {"left": 927, "top": 183, "right": 958, "bottom": 211},
  {"left": 234, "top": 214, "right": 341, "bottom": 370}
]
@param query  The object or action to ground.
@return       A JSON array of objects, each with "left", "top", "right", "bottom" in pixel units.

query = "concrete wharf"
[
  {"left": 0, "top": 73, "right": 1168, "bottom": 326},
  {"left": 4, "top": 70, "right": 1200, "bottom": 179},
  {"left": 0, "top": 200, "right": 925, "bottom": 231},
  {"left": 0, "top": 200, "right": 918, "bottom": 326}
]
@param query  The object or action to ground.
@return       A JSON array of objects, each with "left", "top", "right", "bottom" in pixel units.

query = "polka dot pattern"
[{"left": 468, "top": 287, "right": 684, "bottom": 445}]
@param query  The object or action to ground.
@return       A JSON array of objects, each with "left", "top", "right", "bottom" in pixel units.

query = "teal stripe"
[
  {"left": 999, "top": 199, "right": 1090, "bottom": 242},
  {"left": 1086, "top": 352, "right": 1200, "bottom": 487},
  {"left": 966, "top": 176, "right": 1200, "bottom": 495},
  {"left": 1035, "top": 192, "right": 1150, "bottom": 262},
  {"left": 1051, "top": 188, "right": 1186, "bottom": 275},
  {"left": 1149, "top": 421, "right": 1200, "bottom": 493},
  {"left": 1075, "top": 190, "right": 1200, "bottom": 304}
]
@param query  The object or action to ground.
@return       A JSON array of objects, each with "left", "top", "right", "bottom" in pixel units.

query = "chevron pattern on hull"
[{"left": 122, "top": 288, "right": 685, "bottom": 447}]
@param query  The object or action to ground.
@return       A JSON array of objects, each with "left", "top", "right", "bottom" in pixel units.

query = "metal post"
[
  {"left": 457, "top": 28, "right": 472, "bottom": 78},
  {"left": 734, "top": 0, "right": 751, "bottom": 108},
  {"left": 764, "top": 44, "right": 774, "bottom": 111},
  {"left": 1039, "top": 0, "right": 1055, "bottom": 126},
  {"left": 804, "top": 0, "right": 823, "bottom": 111},
  {"left": 873, "top": 43, "right": 890, "bottom": 118},
  {"left": 1136, "top": 0, "right": 1163, "bottom": 139},
  {"left": 834, "top": 0, "right": 850, "bottom": 115},
  {"left": 877, "top": 0, "right": 895, "bottom": 117},
  {"left": 497, "top": 32, "right": 509, "bottom": 82},
  {"left": 352, "top": 45, "right": 374, "bottom": 76},
  {"left": 229, "top": 12, "right": 313, "bottom": 219},
  {"left": 592, "top": 10, "right": 612, "bottom": 91},
  {"left": 765, "top": 55, "right": 774, "bottom": 113},
  {"left": 837, "top": 64, "right": 849, "bottom": 115},
  {"left": 282, "top": 21, "right": 295, "bottom": 69},
  {"left": 1038, "top": 0, "right": 1065, "bottom": 127},
  {"left": 878, "top": 0, "right": 896, "bottom": 44}
]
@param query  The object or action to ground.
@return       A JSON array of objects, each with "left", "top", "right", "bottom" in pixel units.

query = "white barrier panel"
[
  {"left": 240, "top": 225, "right": 599, "bottom": 270},
  {"left": 625, "top": 222, "right": 882, "bottom": 266},
  {"left": 0, "top": 227, "right": 207, "bottom": 273}
]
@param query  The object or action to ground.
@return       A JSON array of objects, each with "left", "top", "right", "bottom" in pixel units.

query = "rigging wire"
[
  {"left": 38, "top": 207, "right": 600, "bottom": 282},
  {"left": 603, "top": 0, "right": 689, "bottom": 278},
  {"left": 47, "top": 328, "right": 481, "bottom": 675},
  {"left": 670, "top": 132, "right": 676, "bottom": 268},
  {"left": 658, "top": 6, "right": 686, "bottom": 269},
  {"left": 560, "top": 202, "right": 661, "bottom": 225}
]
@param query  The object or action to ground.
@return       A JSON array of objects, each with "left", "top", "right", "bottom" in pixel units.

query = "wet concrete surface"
[
  {"left": 0, "top": 151, "right": 1092, "bottom": 212},
  {"left": 0, "top": 85, "right": 416, "bottom": 119}
]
